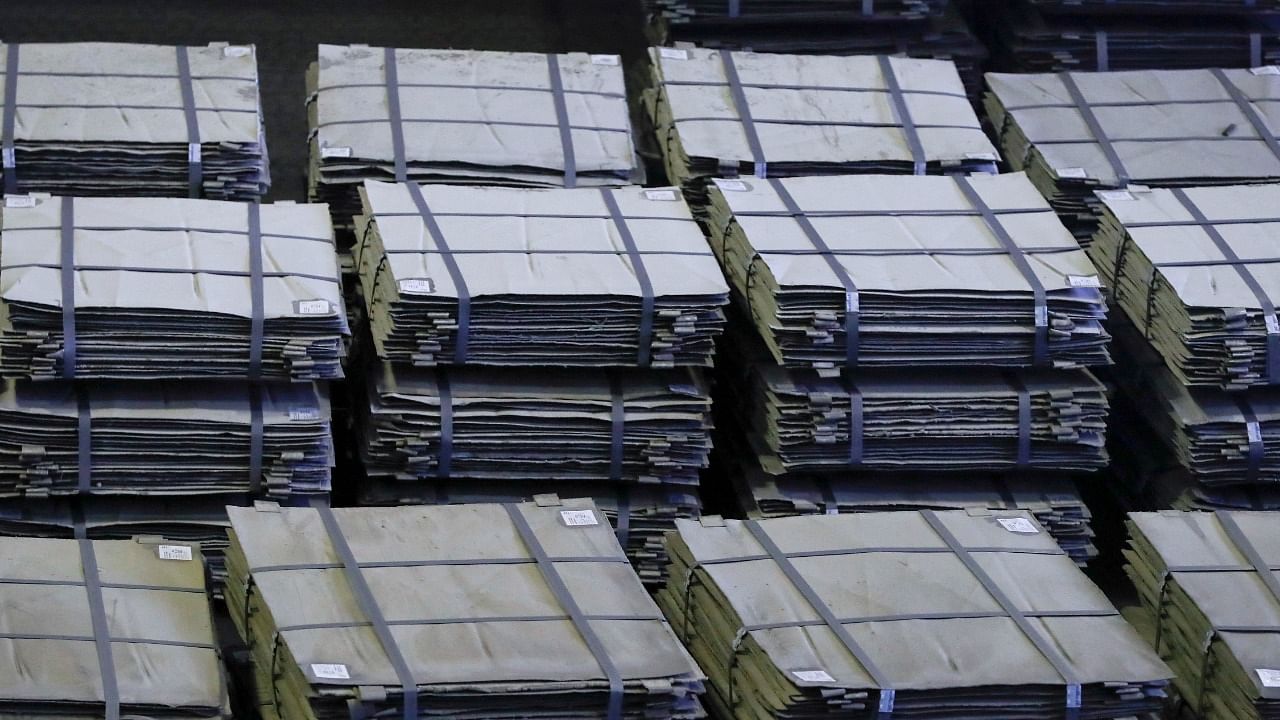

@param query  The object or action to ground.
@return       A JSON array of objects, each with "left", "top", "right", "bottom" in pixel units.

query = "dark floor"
[{"left": 0, "top": 0, "right": 650, "bottom": 201}]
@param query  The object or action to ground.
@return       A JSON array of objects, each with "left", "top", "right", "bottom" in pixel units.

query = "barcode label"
[
  {"left": 157, "top": 545, "right": 193, "bottom": 561},
  {"left": 659, "top": 48, "right": 690, "bottom": 60},
  {"left": 965, "top": 152, "right": 997, "bottom": 161},
  {"left": 398, "top": 278, "right": 436, "bottom": 295},
  {"left": 1251, "top": 66, "right": 1280, "bottom": 76},
  {"left": 997, "top": 517, "right": 1040, "bottom": 534},
  {"left": 714, "top": 179, "right": 749, "bottom": 192},
  {"left": 644, "top": 189, "right": 679, "bottom": 201},
  {"left": 321, "top": 146, "right": 352, "bottom": 159},
  {"left": 188, "top": 143, "right": 201, "bottom": 163},
  {"left": 560, "top": 509, "right": 599, "bottom": 527},
  {"left": 792, "top": 669, "right": 835, "bottom": 683},
  {"left": 590, "top": 54, "right": 620, "bottom": 66},
  {"left": 294, "top": 299, "right": 332, "bottom": 315},
  {"left": 1248, "top": 422, "right": 1264, "bottom": 444},
  {"left": 311, "top": 663, "right": 351, "bottom": 680},
  {"left": 223, "top": 46, "right": 252, "bottom": 58},
  {"left": 4, "top": 195, "right": 36, "bottom": 208},
  {"left": 1267, "top": 315, "right": 1280, "bottom": 334},
  {"left": 1056, "top": 167, "right": 1088, "bottom": 179},
  {"left": 289, "top": 407, "right": 320, "bottom": 422},
  {"left": 1067, "top": 275, "right": 1102, "bottom": 288},
  {"left": 1096, "top": 190, "right": 1134, "bottom": 202}
]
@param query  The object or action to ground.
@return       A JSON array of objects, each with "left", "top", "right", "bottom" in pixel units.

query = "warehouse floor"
[{"left": 0, "top": 0, "right": 649, "bottom": 200}]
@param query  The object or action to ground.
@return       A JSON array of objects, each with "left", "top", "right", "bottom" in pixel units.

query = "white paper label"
[
  {"left": 643, "top": 189, "right": 678, "bottom": 201},
  {"left": 1056, "top": 167, "right": 1088, "bottom": 179},
  {"left": 320, "top": 146, "right": 352, "bottom": 159},
  {"left": 560, "top": 509, "right": 599, "bottom": 527},
  {"left": 1258, "top": 668, "right": 1280, "bottom": 687},
  {"left": 3, "top": 195, "right": 36, "bottom": 208},
  {"left": 792, "top": 670, "right": 835, "bottom": 683},
  {"left": 1248, "top": 422, "right": 1264, "bottom": 444},
  {"left": 1096, "top": 190, "right": 1134, "bottom": 202},
  {"left": 311, "top": 663, "right": 351, "bottom": 680},
  {"left": 1067, "top": 274, "right": 1102, "bottom": 288},
  {"left": 294, "top": 299, "right": 332, "bottom": 316},
  {"left": 1267, "top": 315, "right": 1280, "bottom": 334},
  {"left": 398, "top": 278, "right": 436, "bottom": 295},
  {"left": 157, "top": 545, "right": 193, "bottom": 561},
  {"left": 1252, "top": 65, "right": 1280, "bottom": 76},
  {"left": 289, "top": 407, "right": 321, "bottom": 422},
  {"left": 188, "top": 143, "right": 201, "bottom": 163},
  {"left": 997, "top": 517, "right": 1040, "bottom": 534},
  {"left": 659, "top": 47, "right": 690, "bottom": 60},
  {"left": 223, "top": 46, "right": 252, "bottom": 58},
  {"left": 590, "top": 54, "right": 620, "bottom": 66},
  {"left": 714, "top": 178, "right": 749, "bottom": 192}
]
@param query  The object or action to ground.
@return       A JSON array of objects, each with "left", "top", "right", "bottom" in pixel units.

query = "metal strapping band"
[
  {"left": 175, "top": 46, "right": 202, "bottom": 198},
  {"left": 247, "top": 203, "right": 264, "bottom": 380},
  {"left": 74, "top": 518, "right": 120, "bottom": 720},
  {"left": 816, "top": 476, "right": 840, "bottom": 515},
  {"left": 381, "top": 46, "right": 407, "bottom": 181},
  {"left": 314, "top": 501, "right": 418, "bottom": 720},
  {"left": 60, "top": 197, "right": 77, "bottom": 378},
  {"left": 1211, "top": 67, "right": 1280, "bottom": 165},
  {"left": 719, "top": 50, "right": 767, "bottom": 178},
  {"left": 405, "top": 183, "right": 471, "bottom": 361},
  {"left": 3, "top": 44, "right": 18, "bottom": 194},
  {"left": 505, "top": 503, "right": 624, "bottom": 720},
  {"left": 728, "top": 0, "right": 740, "bottom": 16},
  {"left": 863, "top": 0, "right": 874, "bottom": 14},
  {"left": 438, "top": 371, "right": 453, "bottom": 479},
  {"left": 383, "top": 47, "right": 408, "bottom": 183},
  {"left": 615, "top": 484, "right": 632, "bottom": 548},
  {"left": 956, "top": 176, "right": 1049, "bottom": 365},
  {"left": 992, "top": 476, "right": 1019, "bottom": 510},
  {"left": 77, "top": 386, "right": 91, "bottom": 494},
  {"left": 1252, "top": 34, "right": 1263, "bottom": 68},
  {"left": 249, "top": 384, "right": 263, "bottom": 495},
  {"left": 546, "top": 55, "right": 577, "bottom": 188},
  {"left": 1171, "top": 187, "right": 1280, "bottom": 383},
  {"left": 600, "top": 189, "right": 654, "bottom": 365},
  {"left": 768, "top": 178, "right": 860, "bottom": 366},
  {"left": 921, "top": 510, "right": 1082, "bottom": 718},
  {"left": 1005, "top": 373, "right": 1033, "bottom": 467},
  {"left": 878, "top": 55, "right": 925, "bottom": 175},
  {"left": 846, "top": 377, "right": 865, "bottom": 467},
  {"left": 1217, "top": 510, "right": 1280, "bottom": 610},
  {"left": 608, "top": 372, "right": 625, "bottom": 481},
  {"left": 743, "top": 519, "right": 895, "bottom": 715},
  {"left": 1058, "top": 72, "right": 1130, "bottom": 184},
  {"left": 1095, "top": 31, "right": 1109, "bottom": 72}
]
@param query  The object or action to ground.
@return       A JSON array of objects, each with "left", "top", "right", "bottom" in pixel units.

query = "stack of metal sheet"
[
  {"left": 358, "top": 479, "right": 701, "bottom": 587},
  {"left": 1026, "top": 0, "right": 1280, "bottom": 13},
  {"left": 742, "top": 361, "right": 1110, "bottom": 471},
  {"left": 985, "top": 67, "right": 1280, "bottom": 243},
  {"left": 991, "top": 1, "right": 1280, "bottom": 74},
  {"left": 0, "top": 379, "right": 332, "bottom": 499},
  {"left": 704, "top": 172, "right": 1110, "bottom": 371},
  {"left": 658, "top": 510, "right": 1171, "bottom": 720},
  {"left": 0, "top": 535, "right": 228, "bottom": 719},
  {"left": 1126, "top": 510, "right": 1280, "bottom": 720},
  {"left": 356, "top": 363, "right": 712, "bottom": 487},
  {"left": 355, "top": 180, "right": 728, "bottom": 367},
  {"left": 720, "top": 438, "right": 1098, "bottom": 562},
  {"left": 642, "top": 47, "right": 998, "bottom": 200},
  {"left": 225, "top": 499, "right": 706, "bottom": 720},
  {"left": 0, "top": 41, "right": 268, "bottom": 200},
  {"left": 1089, "top": 183, "right": 1280, "bottom": 390},
  {"left": 646, "top": 0, "right": 948, "bottom": 25},
  {"left": 308, "top": 44, "right": 640, "bottom": 229},
  {"left": 0, "top": 194, "right": 347, "bottom": 380}
]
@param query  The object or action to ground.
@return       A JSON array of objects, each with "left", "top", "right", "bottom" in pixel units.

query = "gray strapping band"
[
  {"left": 609, "top": 373, "right": 625, "bottom": 482},
  {"left": 921, "top": 510, "right": 1082, "bottom": 719},
  {"left": 1005, "top": 373, "right": 1033, "bottom": 467},
  {"left": 768, "top": 178, "right": 860, "bottom": 366},
  {"left": 3, "top": 43, "right": 18, "bottom": 194},
  {"left": 878, "top": 55, "right": 925, "bottom": 175},
  {"left": 247, "top": 203, "right": 264, "bottom": 380},
  {"left": 728, "top": 0, "right": 740, "bottom": 17},
  {"left": 505, "top": 503, "right": 624, "bottom": 720},
  {"left": 615, "top": 484, "right": 632, "bottom": 547},
  {"left": 438, "top": 371, "right": 453, "bottom": 478},
  {"left": 1252, "top": 33, "right": 1263, "bottom": 68},
  {"left": 1232, "top": 396, "right": 1265, "bottom": 484},
  {"left": 249, "top": 384, "right": 263, "bottom": 495},
  {"left": 1170, "top": 187, "right": 1280, "bottom": 383},
  {"left": 546, "top": 55, "right": 577, "bottom": 189},
  {"left": 955, "top": 176, "right": 1049, "bottom": 366},
  {"left": 60, "top": 197, "right": 77, "bottom": 379},
  {"left": 383, "top": 47, "right": 409, "bottom": 183},
  {"left": 743, "top": 519, "right": 895, "bottom": 716},
  {"left": 405, "top": 184, "right": 470, "bottom": 362},
  {"left": 1058, "top": 72, "right": 1130, "bottom": 184},
  {"left": 175, "top": 46, "right": 202, "bottom": 198},
  {"left": 1095, "top": 31, "right": 1109, "bottom": 72},
  {"left": 73, "top": 519, "right": 120, "bottom": 720},
  {"left": 77, "top": 385, "right": 91, "bottom": 494},
  {"left": 719, "top": 49, "right": 768, "bottom": 178},
  {"left": 600, "top": 189, "right": 654, "bottom": 365},
  {"left": 846, "top": 377, "right": 865, "bottom": 466},
  {"left": 863, "top": 0, "right": 874, "bottom": 14},
  {"left": 1210, "top": 67, "right": 1280, "bottom": 166},
  {"left": 314, "top": 501, "right": 418, "bottom": 720}
]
